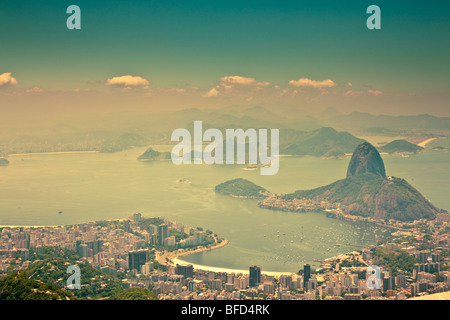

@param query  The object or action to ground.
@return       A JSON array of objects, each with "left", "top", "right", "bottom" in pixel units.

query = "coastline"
[
  {"left": 0, "top": 225, "right": 61, "bottom": 228},
  {"left": 168, "top": 239, "right": 296, "bottom": 276},
  {"left": 417, "top": 137, "right": 437, "bottom": 148},
  {"left": 173, "top": 257, "right": 296, "bottom": 276},
  {"left": 8, "top": 150, "right": 99, "bottom": 157}
]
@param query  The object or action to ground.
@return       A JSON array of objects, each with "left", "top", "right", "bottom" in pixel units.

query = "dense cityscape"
[{"left": 1, "top": 212, "right": 449, "bottom": 300}]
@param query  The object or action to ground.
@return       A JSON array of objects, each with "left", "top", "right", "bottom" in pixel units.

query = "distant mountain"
[
  {"left": 379, "top": 140, "right": 424, "bottom": 154},
  {"left": 317, "top": 106, "right": 342, "bottom": 119},
  {"left": 137, "top": 127, "right": 365, "bottom": 160},
  {"left": 0, "top": 271, "right": 75, "bottom": 300},
  {"left": 280, "top": 127, "right": 365, "bottom": 157},
  {"left": 138, "top": 147, "right": 172, "bottom": 160},
  {"left": 215, "top": 178, "right": 268, "bottom": 198},
  {"left": 100, "top": 132, "right": 148, "bottom": 153},
  {"left": 347, "top": 142, "right": 386, "bottom": 178},
  {"left": 0, "top": 158, "right": 9, "bottom": 166},
  {"left": 327, "top": 112, "right": 450, "bottom": 130}
]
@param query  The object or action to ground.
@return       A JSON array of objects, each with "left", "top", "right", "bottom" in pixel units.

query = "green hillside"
[
  {"left": 0, "top": 271, "right": 76, "bottom": 300},
  {"left": 109, "top": 287, "right": 158, "bottom": 300},
  {"left": 26, "top": 257, "right": 125, "bottom": 299}
]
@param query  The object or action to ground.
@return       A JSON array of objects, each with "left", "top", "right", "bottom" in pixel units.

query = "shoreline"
[
  {"left": 8, "top": 150, "right": 99, "bottom": 157},
  {"left": 0, "top": 225, "right": 61, "bottom": 228},
  {"left": 417, "top": 137, "right": 437, "bottom": 148},
  {"left": 167, "top": 239, "right": 297, "bottom": 276},
  {"left": 173, "top": 257, "right": 296, "bottom": 276}
]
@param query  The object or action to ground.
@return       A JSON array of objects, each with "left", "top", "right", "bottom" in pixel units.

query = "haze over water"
[{"left": 0, "top": 147, "right": 449, "bottom": 271}]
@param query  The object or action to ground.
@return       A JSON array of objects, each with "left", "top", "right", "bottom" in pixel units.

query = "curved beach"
[
  {"left": 173, "top": 256, "right": 296, "bottom": 276},
  {"left": 164, "top": 238, "right": 296, "bottom": 276}
]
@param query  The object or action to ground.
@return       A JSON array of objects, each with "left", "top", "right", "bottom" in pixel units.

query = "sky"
[{"left": 0, "top": 0, "right": 449, "bottom": 117}]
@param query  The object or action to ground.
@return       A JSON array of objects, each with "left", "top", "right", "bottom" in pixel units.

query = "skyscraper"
[
  {"left": 133, "top": 213, "right": 142, "bottom": 224},
  {"left": 123, "top": 220, "right": 131, "bottom": 233},
  {"left": 157, "top": 224, "right": 168, "bottom": 246},
  {"left": 249, "top": 265, "right": 261, "bottom": 287},
  {"left": 176, "top": 264, "right": 194, "bottom": 278},
  {"left": 78, "top": 244, "right": 88, "bottom": 258},
  {"left": 128, "top": 249, "right": 149, "bottom": 271},
  {"left": 303, "top": 264, "right": 311, "bottom": 289},
  {"left": 87, "top": 240, "right": 102, "bottom": 255}
]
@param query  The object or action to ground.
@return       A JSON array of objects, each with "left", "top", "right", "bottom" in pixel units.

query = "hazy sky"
[{"left": 1, "top": 0, "right": 449, "bottom": 117}]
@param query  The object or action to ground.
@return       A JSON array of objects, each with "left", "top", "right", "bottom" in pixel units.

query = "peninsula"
[{"left": 216, "top": 142, "right": 445, "bottom": 222}]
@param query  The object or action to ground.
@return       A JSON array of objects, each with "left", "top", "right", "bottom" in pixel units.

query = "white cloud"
[
  {"left": 203, "top": 87, "right": 219, "bottom": 98},
  {"left": 158, "top": 87, "right": 187, "bottom": 94},
  {"left": 25, "top": 87, "right": 44, "bottom": 93},
  {"left": 0, "top": 72, "right": 18, "bottom": 87},
  {"left": 343, "top": 89, "right": 383, "bottom": 97},
  {"left": 105, "top": 75, "right": 150, "bottom": 88},
  {"left": 220, "top": 75, "right": 256, "bottom": 85},
  {"left": 343, "top": 90, "right": 364, "bottom": 97},
  {"left": 368, "top": 89, "right": 383, "bottom": 96},
  {"left": 289, "top": 78, "right": 336, "bottom": 89}
]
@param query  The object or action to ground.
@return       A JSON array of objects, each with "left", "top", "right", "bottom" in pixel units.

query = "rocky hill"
[
  {"left": 217, "top": 142, "right": 444, "bottom": 221},
  {"left": 347, "top": 142, "right": 386, "bottom": 178},
  {"left": 286, "top": 142, "right": 441, "bottom": 221}
]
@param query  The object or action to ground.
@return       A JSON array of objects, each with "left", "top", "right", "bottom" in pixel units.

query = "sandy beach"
[
  {"left": 417, "top": 137, "right": 437, "bottom": 147},
  {"left": 173, "top": 257, "right": 296, "bottom": 276},
  {"left": 163, "top": 238, "right": 296, "bottom": 276}
]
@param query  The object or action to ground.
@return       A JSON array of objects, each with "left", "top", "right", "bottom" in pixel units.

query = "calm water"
[{"left": 1, "top": 148, "right": 449, "bottom": 271}]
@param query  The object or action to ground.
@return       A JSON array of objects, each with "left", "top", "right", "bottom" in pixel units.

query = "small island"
[
  {"left": 138, "top": 147, "right": 172, "bottom": 160},
  {"left": 215, "top": 178, "right": 268, "bottom": 199},
  {"left": 379, "top": 139, "right": 424, "bottom": 154},
  {"left": 0, "top": 158, "right": 10, "bottom": 166}
]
